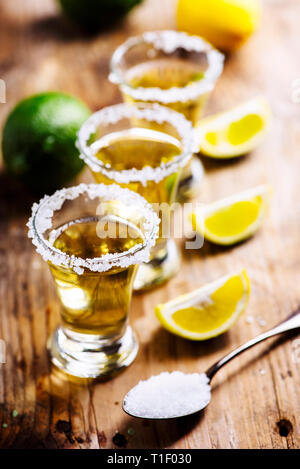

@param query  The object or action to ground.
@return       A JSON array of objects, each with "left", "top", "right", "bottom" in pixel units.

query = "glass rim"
[
  {"left": 76, "top": 102, "right": 196, "bottom": 185},
  {"left": 27, "top": 183, "right": 160, "bottom": 274},
  {"left": 109, "top": 30, "right": 224, "bottom": 104}
]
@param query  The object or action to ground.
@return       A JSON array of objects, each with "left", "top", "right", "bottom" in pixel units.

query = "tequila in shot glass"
[
  {"left": 27, "top": 183, "right": 159, "bottom": 378},
  {"left": 77, "top": 103, "right": 195, "bottom": 291},
  {"left": 109, "top": 30, "right": 224, "bottom": 201}
]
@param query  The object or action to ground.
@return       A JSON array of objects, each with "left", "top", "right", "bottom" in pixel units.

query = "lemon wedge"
[
  {"left": 190, "top": 185, "right": 271, "bottom": 245},
  {"left": 196, "top": 97, "right": 271, "bottom": 158},
  {"left": 155, "top": 270, "right": 250, "bottom": 340}
]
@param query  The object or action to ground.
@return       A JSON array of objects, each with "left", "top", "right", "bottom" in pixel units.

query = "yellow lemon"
[
  {"left": 190, "top": 184, "right": 271, "bottom": 245},
  {"left": 176, "top": 0, "right": 262, "bottom": 52},
  {"left": 196, "top": 97, "right": 271, "bottom": 158},
  {"left": 155, "top": 270, "right": 250, "bottom": 340}
]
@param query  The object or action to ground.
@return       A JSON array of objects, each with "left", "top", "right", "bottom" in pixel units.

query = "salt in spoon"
[{"left": 123, "top": 309, "right": 300, "bottom": 419}]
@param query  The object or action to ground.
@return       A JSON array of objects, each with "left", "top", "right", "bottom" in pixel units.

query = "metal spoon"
[{"left": 123, "top": 309, "right": 300, "bottom": 419}]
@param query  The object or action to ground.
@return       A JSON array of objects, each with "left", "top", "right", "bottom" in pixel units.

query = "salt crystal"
[
  {"left": 123, "top": 371, "right": 211, "bottom": 419},
  {"left": 257, "top": 317, "right": 266, "bottom": 327},
  {"left": 32, "top": 259, "right": 41, "bottom": 270},
  {"left": 246, "top": 315, "right": 254, "bottom": 324},
  {"left": 259, "top": 368, "right": 266, "bottom": 375}
]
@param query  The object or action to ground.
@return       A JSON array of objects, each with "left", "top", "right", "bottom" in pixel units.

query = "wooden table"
[{"left": 0, "top": 0, "right": 300, "bottom": 449}]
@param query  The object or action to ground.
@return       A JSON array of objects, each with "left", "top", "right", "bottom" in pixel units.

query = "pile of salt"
[{"left": 123, "top": 371, "right": 211, "bottom": 419}]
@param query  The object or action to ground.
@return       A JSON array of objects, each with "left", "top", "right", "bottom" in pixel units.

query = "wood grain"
[{"left": 0, "top": 0, "right": 300, "bottom": 449}]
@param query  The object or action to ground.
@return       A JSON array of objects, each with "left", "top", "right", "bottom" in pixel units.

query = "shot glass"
[
  {"left": 27, "top": 183, "right": 159, "bottom": 378},
  {"left": 77, "top": 102, "right": 195, "bottom": 290},
  {"left": 109, "top": 30, "right": 224, "bottom": 200}
]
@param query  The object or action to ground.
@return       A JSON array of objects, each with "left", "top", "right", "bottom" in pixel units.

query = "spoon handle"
[{"left": 206, "top": 308, "right": 300, "bottom": 381}]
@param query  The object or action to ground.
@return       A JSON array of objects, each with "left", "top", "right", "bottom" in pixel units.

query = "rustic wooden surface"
[{"left": 0, "top": 0, "right": 300, "bottom": 449}]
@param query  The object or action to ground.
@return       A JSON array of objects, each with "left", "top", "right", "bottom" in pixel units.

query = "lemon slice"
[
  {"left": 190, "top": 185, "right": 271, "bottom": 245},
  {"left": 155, "top": 270, "right": 250, "bottom": 340},
  {"left": 196, "top": 97, "right": 271, "bottom": 158},
  {"left": 190, "top": 185, "right": 271, "bottom": 246}
]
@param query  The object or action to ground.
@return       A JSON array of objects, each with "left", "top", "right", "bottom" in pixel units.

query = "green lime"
[
  {"left": 58, "top": 0, "right": 143, "bottom": 31},
  {"left": 2, "top": 91, "right": 91, "bottom": 194}
]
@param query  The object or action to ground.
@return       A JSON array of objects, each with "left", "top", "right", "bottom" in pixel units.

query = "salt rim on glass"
[
  {"left": 109, "top": 30, "right": 224, "bottom": 104},
  {"left": 27, "top": 183, "right": 160, "bottom": 275},
  {"left": 76, "top": 102, "right": 197, "bottom": 186}
]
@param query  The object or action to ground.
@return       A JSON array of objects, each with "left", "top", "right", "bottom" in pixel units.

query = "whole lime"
[
  {"left": 2, "top": 92, "right": 91, "bottom": 194},
  {"left": 58, "top": 0, "right": 143, "bottom": 31}
]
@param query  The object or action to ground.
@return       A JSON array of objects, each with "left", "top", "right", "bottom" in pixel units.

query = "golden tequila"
[
  {"left": 124, "top": 59, "right": 208, "bottom": 124},
  {"left": 49, "top": 216, "right": 143, "bottom": 336},
  {"left": 91, "top": 128, "right": 182, "bottom": 241},
  {"left": 28, "top": 183, "right": 159, "bottom": 378},
  {"left": 77, "top": 103, "right": 194, "bottom": 290},
  {"left": 110, "top": 31, "right": 224, "bottom": 200}
]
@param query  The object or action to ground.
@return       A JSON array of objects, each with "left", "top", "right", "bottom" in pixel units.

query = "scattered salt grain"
[
  {"left": 123, "top": 371, "right": 211, "bottom": 419},
  {"left": 246, "top": 315, "right": 254, "bottom": 324},
  {"left": 259, "top": 368, "right": 266, "bottom": 375},
  {"left": 32, "top": 259, "right": 41, "bottom": 270},
  {"left": 257, "top": 317, "right": 266, "bottom": 327}
]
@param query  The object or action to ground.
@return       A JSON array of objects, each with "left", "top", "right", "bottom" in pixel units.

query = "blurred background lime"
[
  {"left": 2, "top": 92, "right": 91, "bottom": 194},
  {"left": 58, "top": 0, "right": 143, "bottom": 31},
  {"left": 177, "top": 0, "right": 261, "bottom": 52}
]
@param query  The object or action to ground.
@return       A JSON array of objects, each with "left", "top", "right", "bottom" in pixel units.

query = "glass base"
[
  {"left": 177, "top": 157, "right": 204, "bottom": 202},
  {"left": 48, "top": 325, "right": 138, "bottom": 379},
  {"left": 134, "top": 238, "right": 181, "bottom": 291}
]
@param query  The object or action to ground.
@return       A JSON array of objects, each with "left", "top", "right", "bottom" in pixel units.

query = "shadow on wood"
[
  {"left": 0, "top": 171, "right": 36, "bottom": 218},
  {"left": 28, "top": 14, "right": 127, "bottom": 43},
  {"left": 115, "top": 408, "right": 205, "bottom": 449},
  {"left": 199, "top": 153, "right": 250, "bottom": 174},
  {"left": 146, "top": 326, "right": 231, "bottom": 362}
]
